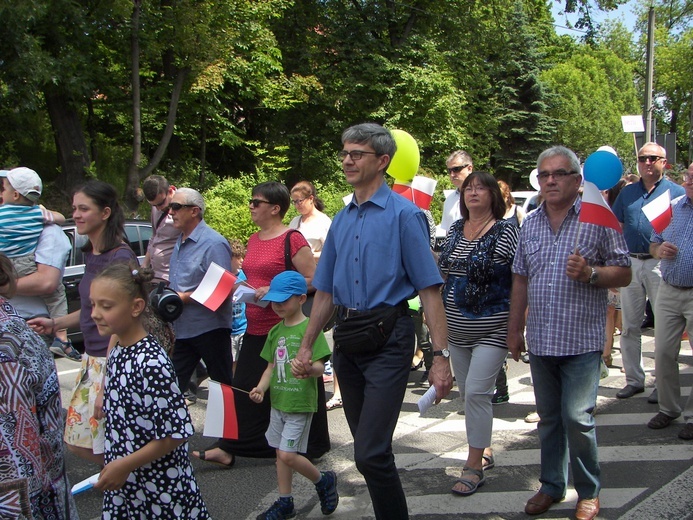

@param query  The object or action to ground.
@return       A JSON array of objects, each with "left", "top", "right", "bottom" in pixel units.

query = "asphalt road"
[{"left": 59, "top": 329, "right": 693, "bottom": 519}]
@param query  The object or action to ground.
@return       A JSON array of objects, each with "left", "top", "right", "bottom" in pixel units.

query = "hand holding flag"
[{"left": 190, "top": 262, "right": 237, "bottom": 311}]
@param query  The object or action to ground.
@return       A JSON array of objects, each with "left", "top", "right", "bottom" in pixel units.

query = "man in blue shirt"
[
  {"left": 646, "top": 163, "right": 693, "bottom": 441},
  {"left": 612, "top": 142, "right": 685, "bottom": 400},
  {"left": 168, "top": 187, "right": 234, "bottom": 408},
  {"left": 293, "top": 123, "right": 453, "bottom": 519}
]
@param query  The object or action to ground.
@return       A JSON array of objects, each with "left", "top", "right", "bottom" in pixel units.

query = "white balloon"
[
  {"left": 529, "top": 169, "right": 540, "bottom": 191},
  {"left": 597, "top": 145, "right": 617, "bottom": 156}
]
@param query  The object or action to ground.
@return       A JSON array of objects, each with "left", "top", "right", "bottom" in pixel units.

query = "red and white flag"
[
  {"left": 642, "top": 190, "right": 672, "bottom": 234},
  {"left": 190, "top": 262, "right": 237, "bottom": 312},
  {"left": 393, "top": 176, "right": 438, "bottom": 210},
  {"left": 203, "top": 380, "right": 239, "bottom": 439},
  {"left": 579, "top": 180, "right": 622, "bottom": 232}
]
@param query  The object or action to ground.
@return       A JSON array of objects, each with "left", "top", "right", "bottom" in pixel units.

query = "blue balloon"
[{"left": 583, "top": 150, "right": 623, "bottom": 190}]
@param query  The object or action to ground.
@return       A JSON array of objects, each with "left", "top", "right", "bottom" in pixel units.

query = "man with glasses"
[
  {"left": 440, "top": 150, "right": 474, "bottom": 233},
  {"left": 142, "top": 175, "right": 178, "bottom": 284},
  {"left": 293, "top": 123, "right": 453, "bottom": 519},
  {"left": 168, "top": 187, "right": 234, "bottom": 412},
  {"left": 646, "top": 162, "right": 693, "bottom": 441},
  {"left": 612, "top": 142, "right": 685, "bottom": 400},
  {"left": 508, "top": 146, "right": 631, "bottom": 520}
]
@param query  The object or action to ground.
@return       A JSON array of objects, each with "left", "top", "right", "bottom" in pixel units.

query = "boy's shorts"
[
  {"left": 11, "top": 254, "right": 68, "bottom": 318},
  {"left": 266, "top": 408, "right": 313, "bottom": 453}
]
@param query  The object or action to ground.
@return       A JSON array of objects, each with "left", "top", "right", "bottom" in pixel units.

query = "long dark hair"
[{"left": 74, "top": 180, "right": 126, "bottom": 253}]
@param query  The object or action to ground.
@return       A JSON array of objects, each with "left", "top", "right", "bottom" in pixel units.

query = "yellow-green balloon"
[{"left": 388, "top": 129, "right": 420, "bottom": 183}]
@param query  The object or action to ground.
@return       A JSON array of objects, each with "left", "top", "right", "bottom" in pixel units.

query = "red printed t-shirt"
[{"left": 243, "top": 230, "right": 310, "bottom": 336}]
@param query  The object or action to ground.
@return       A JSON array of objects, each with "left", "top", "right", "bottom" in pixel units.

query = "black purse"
[{"left": 333, "top": 305, "right": 403, "bottom": 355}]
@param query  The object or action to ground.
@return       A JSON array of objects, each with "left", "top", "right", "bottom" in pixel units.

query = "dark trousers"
[
  {"left": 173, "top": 328, "right": 233, "bottom": 392},
  {"left": 218, "top": 333, "right": 330, "bottom": 459},
  {"left": 333, "top": 315, "right": 414, "bottom": 520}
]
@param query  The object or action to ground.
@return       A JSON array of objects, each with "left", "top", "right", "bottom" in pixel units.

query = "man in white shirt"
[{"left": 440, "top": 150, "right": 473, "bottom": 233}]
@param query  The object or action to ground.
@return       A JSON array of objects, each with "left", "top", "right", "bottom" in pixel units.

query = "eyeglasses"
[
  {"left": 463, "top": 185, "right": 489, "bottom": 193},
  {"left": 291, "top": 198, "right": 306, "bottom": 206},
  {"left": 168, "top": 202, "right": 197, "bottom": 211},
  {"left": 638, "top": 155, "right": 664, "bottom": 163},
  {"left": 338, "top": 150, "right": 378, "bottom": 161},
  {"left": 448, "top": 164, "right": 470, "bottom": 174},
  {"left": 148, "top": 194, "right": 169, "bottom": 210},
  {"left": 683, "top": 174, "right": 693, "bottom": 183},
  {"left": 249, "top": 198, "right": 274, "bottom": 208},
  {"left": 537, "top": 169, "right": 577, "bottom": 180}
]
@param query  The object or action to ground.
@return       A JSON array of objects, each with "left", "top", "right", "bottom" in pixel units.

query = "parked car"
[
  {"left": 62, "top": 219, "right": 152, "bottom": 343},
  {"left": 511, "top": 191, "right": 540, "bottom": 213}
]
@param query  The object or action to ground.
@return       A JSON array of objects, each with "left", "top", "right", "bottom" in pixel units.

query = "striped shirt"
[
  {"left": 513, "top": 198, "right": 630, "bottom": 356},
  {"left": 441, "top": 222, "right": 518, "bottom": 348},
  {"left": 0, "top": 205, "right": 44, "bottom": 257},
  {"left": 651, "top": 195, "right": 693, "bottom": 288}
]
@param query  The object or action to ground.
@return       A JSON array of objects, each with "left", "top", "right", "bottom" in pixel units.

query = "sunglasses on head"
[
  {"left": 168, "top": 202, "right": 196, "bottom": 211},
  {"left": 448, "top": 164, "right": 470, "bottom": 174}
]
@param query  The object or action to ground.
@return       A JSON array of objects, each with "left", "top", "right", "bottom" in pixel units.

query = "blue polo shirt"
[
  {"left": 170, "top": 220, "right": 233, "bottom": 339},
  {"left": 612, "top": 177, "right": 685, "bottom": 254},
  {"left": 313, "top": 181, "right": 443, "bottom": 310}
]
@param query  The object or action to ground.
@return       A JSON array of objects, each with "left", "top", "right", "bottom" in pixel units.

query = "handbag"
[{"left": 333, "top": 305, "right": 403, "bottom": 355}]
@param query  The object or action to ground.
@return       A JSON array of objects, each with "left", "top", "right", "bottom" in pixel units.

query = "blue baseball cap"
[{"left": 262, "top": 271, "right": 307, "bottom": 303}]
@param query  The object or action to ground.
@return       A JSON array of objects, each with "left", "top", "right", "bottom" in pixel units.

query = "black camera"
[{"left": 149, "top": 282, "right": 184, "bottom": 322}]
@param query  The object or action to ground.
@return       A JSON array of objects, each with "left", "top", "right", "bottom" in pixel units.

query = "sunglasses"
[
  {"left": 249, "top": 198, "right": 274, "bottom": 208},
  {"left": 637, "top": 155, "right": 664, "bottom": 163},
  {"left": 168, "top": 203, "right": 197, "bottom": 211},
  {"left": 447, "top": 164, "right": 470, "bottom": 174}
]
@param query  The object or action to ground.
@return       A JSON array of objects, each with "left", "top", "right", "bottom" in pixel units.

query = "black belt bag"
[{"left": 333, "top": 302, "right": 407, "bottom": 355}]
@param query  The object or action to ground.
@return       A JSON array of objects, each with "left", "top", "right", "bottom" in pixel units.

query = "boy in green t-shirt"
[{"left": 250, "top": 270, "right": 338, "bottom": 519}]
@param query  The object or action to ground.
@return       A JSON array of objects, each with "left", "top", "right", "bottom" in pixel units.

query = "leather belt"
[
  {"left": 338, "top": 300, "right": 409, "bottom": 320},
  {"left": 629, "top": 253, "right": 653, "bottom": 260}
]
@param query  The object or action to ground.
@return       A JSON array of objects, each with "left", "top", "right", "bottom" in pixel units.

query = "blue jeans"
[
  {"left": 529, "top": 351, "right": 601, "bottom": 500},
  {"left": 333, "top": 315, "right": 414, "bottom": 520}
]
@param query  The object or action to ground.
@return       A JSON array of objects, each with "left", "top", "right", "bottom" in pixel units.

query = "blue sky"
[{"left": 551, "top": 0, "right": 640, "bottom": 36}]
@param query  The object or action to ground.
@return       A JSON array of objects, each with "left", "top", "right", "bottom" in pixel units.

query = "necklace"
[{"left": 465, "top": 215, "right": 494, "bottom": 241}]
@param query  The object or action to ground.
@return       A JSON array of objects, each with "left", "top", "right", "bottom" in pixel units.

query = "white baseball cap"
[{"left": 0, "top": 167, "right": 43, "bottom": 202}]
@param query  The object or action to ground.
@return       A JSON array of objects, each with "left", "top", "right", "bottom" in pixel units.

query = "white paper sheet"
[{"left": 417, "top": 385, "right": 438, "bottom": 415}]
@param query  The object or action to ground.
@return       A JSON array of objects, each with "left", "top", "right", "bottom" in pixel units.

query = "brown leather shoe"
[
  {"left": 575, "top": 497, "right": 600, "bottom": 520},
  {"left": 525, "top": 491, "right": 560, "bottom": 515}
]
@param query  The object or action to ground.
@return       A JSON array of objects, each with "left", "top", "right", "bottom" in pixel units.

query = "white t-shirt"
[
  {"left": 10, "top": 225, "right": 71, "bottom": 319},
  {"left": 440, "top": 189, "right": 462, "bottom": 233},
  {"left": 289, "top": 211, "right": 332, "bottom": 254}
]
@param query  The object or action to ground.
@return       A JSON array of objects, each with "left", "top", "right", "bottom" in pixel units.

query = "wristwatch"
[
  {"left": 588, "top": 267, "right": 599, "bottom": 285},
  {"left": 433, "top": 348, "right": 450, "bottom": 358}
]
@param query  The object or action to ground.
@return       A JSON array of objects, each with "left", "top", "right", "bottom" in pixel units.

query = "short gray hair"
[
  {"left": 341, "top": 123, "right": 396, "bottom": 164},
  {"left": 537, "top": 146, "right": 581, "bottom": 178},
  {"left": 446, "top": 150, "right": 473, "bottom": 167},
  {"left": 176, "top": 187, "right": 206, "bottom": 216}
]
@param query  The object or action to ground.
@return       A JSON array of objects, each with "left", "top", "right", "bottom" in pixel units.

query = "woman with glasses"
[
  {"left": 193, "top": 181, "right": 331, "bottom": 467},
  {"left": 288, "top": 181, "right": 332, "bottom": 263},
  {"left": 438, "top": 172, "right": 519, "bottom": 496}
]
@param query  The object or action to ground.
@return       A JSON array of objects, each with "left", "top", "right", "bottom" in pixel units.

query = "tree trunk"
[
  {"left": 125, "top": 0, "right": 143, "bottom": 216},
  {"left": 44, "top": 89, "right": 89, "bottom": 192}
]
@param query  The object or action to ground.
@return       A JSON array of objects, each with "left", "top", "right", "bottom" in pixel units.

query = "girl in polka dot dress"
[{"left": 91, "top": 261, "right": 210, "bottom": 519}]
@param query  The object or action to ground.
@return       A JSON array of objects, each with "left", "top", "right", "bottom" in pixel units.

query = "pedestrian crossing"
[{"left": 250, "top": 345, "right": 693, "bottom": 519}]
